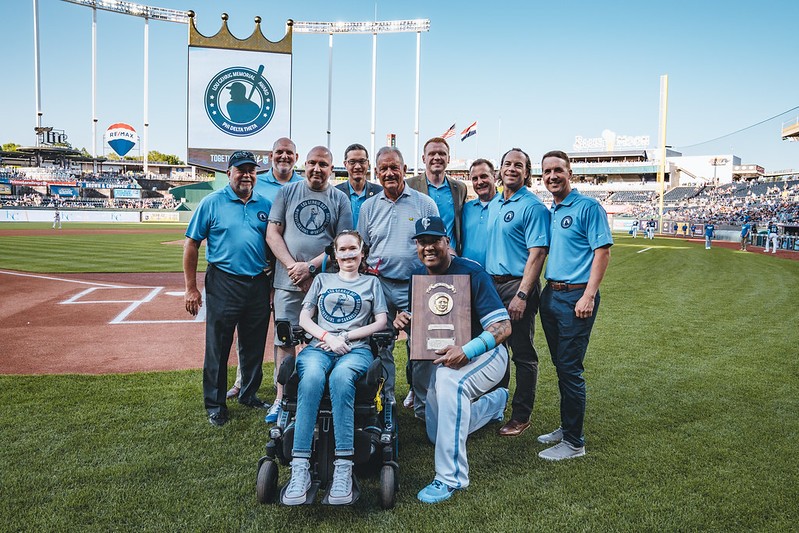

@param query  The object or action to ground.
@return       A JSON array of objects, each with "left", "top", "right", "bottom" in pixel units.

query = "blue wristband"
[{"left": 462, "top": 331, "right": 497, "bottom": 360}]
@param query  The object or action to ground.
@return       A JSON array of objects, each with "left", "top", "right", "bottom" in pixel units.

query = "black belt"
[
  {"left": 492, "top": 275, "right": 521, "bottom": 284},
  {"left": 548, "top": 281, "right": 587, "bottom": 292},
  {"left": 209, "top": 263, "right": 268, "bottom": 280}
]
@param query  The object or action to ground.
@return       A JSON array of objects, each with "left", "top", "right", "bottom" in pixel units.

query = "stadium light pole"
[
  {"left": 32, "top": 0, "right": 43, "bottom": 142},
  {"left": 292, "top": 19, "right": 431, "bottom": 179},
  {"left": 657, "top": 74, "right": 669, "bottom": 229},
  {"left": 61, "top": 0, "right": 189, "bottom": 173}
]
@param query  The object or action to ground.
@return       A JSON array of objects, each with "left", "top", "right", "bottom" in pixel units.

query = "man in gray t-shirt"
[
  {"left": 303, "top": 273, "right": 388, "bottom": 349},
  {"left": 266, "top": 146, "right": 353, "bottom": 419}
]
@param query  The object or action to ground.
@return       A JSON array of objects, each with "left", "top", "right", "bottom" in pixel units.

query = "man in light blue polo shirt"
[
  {"left": 461, "top": 158, "right": 498, "bottom": 268},
  {"left": 486, "top": 148, "right": 550, "bottom": 438},
  {"left": 227, "top": 136, "right": 301, "bottom": 403},
  {"left": 183, "top": 150, "right": 273, "bottom": 427},
  {"left": 537, "top": 150, "right": 612, "bottom": 461}
]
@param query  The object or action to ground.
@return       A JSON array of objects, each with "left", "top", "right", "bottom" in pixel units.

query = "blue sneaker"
[
  {"left": 264, "top": 402, "right": 282, "bottom": 424},
  {"left": 417, "top": 480, "right": 456, "bottom": 504}
]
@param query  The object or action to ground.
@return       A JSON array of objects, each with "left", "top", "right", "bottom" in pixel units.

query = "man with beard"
[{"left": 487, "top": 148, "right": 550, "bottom": 438}]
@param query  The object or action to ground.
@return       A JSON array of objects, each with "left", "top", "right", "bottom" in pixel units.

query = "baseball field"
[{"left": 0, "top": 222, "right": 797, "bottom": 531}]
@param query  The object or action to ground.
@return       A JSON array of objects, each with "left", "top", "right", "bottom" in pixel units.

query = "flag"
[
  {"left": 440, "top": 123, "right": 456, "bottom": 139},
  {"left": 460, "top": 121, "right": 477, "bottom": 142}
]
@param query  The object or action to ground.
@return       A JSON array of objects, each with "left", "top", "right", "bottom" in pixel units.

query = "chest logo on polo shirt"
[
  {"left": 257, "top": 211, "right": 268, "bottom": 222},
  {"left": 561, "top": 216, "right": 573, "bottom": 229},
  {"left": 319, "top": 288, "right": 362, "bottom": 324},
  {"left": 294, "top": 199, "right": 332, "bottom": 235},
  {"left": 504, "top": 211, "right": 515, "bottom": 223}
]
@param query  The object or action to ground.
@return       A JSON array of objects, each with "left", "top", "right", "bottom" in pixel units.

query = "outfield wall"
[{"left": 0, "top": 208, "right": 180, "bottom": 223}]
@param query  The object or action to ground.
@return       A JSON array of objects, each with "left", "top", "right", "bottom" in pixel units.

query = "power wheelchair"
[{"left": 256, "top": 320, "right": 399, "bottom": 508}]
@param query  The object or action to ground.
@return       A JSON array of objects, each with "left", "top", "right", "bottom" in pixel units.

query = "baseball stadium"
[{"left": 2, "top": 1, "right": 798, "bottom": 531}]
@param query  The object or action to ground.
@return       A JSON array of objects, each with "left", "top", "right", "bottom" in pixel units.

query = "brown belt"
[
  {"left": 491, "top": 275, "right": 521, "bottom": 284},
  {"left": 548, "top": 281, "right": 588, "bottom": 292}
]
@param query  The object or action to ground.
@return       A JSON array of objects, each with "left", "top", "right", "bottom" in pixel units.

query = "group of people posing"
[{"left": 182, "top": 135, "right": 613, "bottom": 505}]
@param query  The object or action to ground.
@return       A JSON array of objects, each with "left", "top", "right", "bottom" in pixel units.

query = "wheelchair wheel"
[
  {"left": 379, "top": 465, "right": 396, "bottom": 509},
  {"left": 256, "top": 460, "right": 279, "bottom": 504}
]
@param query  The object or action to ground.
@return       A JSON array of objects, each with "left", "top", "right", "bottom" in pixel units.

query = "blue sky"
[{"left": 2, "top": 0, "right": 798, "bottom": 172}]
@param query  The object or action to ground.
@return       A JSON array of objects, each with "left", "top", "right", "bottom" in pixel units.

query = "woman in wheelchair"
[{"left": 285, "top": 230, "right": 388, "bottom": 506}]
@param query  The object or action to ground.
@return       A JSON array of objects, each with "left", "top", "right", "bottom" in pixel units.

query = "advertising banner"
[
  {"left": 188, "top": 42, "right": 292, "bottom": 171},
  {"left": 141, "top": 211, "right": 180, "bottom": 222},
  {"left": 0, "top": 184, "right": 11, "bottom": 195},
  {"left": 50, "top": 186, "right": 80, "bottom": 197},
  {"left": 113, "top": 188, "right": 142, "bottom": 199}
]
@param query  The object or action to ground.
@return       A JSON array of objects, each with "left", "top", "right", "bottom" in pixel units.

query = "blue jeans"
[
  {"left": 291, "top": 345, "right": 373, "bottom": 458},
  {"left": 539, "top": 285, "right": 600, "bottom": 448}
]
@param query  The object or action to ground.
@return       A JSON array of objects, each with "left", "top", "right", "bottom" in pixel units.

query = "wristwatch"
[
  {"left": 516, "top": 290, "right": 528, "bottom": 301},
  {"left": 307, "top": 263, "right": 318, "bottom": 276}
]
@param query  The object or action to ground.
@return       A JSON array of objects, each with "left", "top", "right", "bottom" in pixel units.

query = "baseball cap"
[
  {"left": 228, "top": 150, "right": 259, "bottom": 168},
  {"left": 412, "top": 216, "right": 448, "bottom": 239}
]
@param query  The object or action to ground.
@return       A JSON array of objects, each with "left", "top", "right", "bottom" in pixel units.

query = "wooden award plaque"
[{"left": 409, "top": 275, "right": 471, "bottom": 360}]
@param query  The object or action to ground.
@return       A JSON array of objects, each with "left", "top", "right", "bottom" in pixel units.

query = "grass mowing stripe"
[{"left": 0, "top": 231, "right": 797, "bottom": 530}]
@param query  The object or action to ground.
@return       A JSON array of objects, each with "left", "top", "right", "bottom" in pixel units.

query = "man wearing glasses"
[
  {"left": 336, "top": 143, "right": 382, "bottom": 228},
  {"left": 183, "top": 151, "right": 273, "bottom": 427}
]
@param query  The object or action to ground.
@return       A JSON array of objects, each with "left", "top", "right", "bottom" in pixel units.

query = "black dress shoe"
[
  {"left": 239, "top": 397, "right": 270, "bottom": 409},
  {"left": 209, "top": 412, "right": 229, "bottom": 427}
]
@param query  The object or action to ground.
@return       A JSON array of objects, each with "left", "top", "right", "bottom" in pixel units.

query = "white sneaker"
[
  {"left": 402, "top": 390, "right": 415, "bottom": 409},
  {"left": 284, "top": 458, "right": 311, "bottom": 505},
  {"left": 538, "top": 441, "right": 586, "bottom": 461},
  {"left": 328, "top": 459, "right": 353, "bottom": 505},
  {"left": 537, "top": 426, "right": 563, "bottom": 444}
]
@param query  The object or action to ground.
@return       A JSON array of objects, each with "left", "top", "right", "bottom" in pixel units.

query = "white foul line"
[
  {"left": 0, "top": 269, "right": 124, "bottom": 288},
  {"left": 637, "top": 247, "right": 653, "bottom": 254}
]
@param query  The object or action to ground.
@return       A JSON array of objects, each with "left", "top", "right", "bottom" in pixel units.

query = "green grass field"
[{"left": 1, "top": 224, "right": 798, "bottom": 531}]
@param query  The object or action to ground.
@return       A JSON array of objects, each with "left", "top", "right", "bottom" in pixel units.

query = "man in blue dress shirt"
[
  {"left": 405, "top": 137, "right": 467, "bottom": 255},
  {"left": 183, "top": 150, "right": 273, "bottom": 426},
  {"left": 335, "top": 143, "right": 382, "bottom": 228},
  {"left": 536, "top": 150, "right": 612, "bottom": 460}
]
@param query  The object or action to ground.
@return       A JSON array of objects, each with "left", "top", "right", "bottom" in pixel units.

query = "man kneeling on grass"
[{"left": 394, "top": 216, "right": 511, "bottom": 504}]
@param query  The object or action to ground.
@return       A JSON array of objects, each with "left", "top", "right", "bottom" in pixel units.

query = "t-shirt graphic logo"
[
  {"left": 561, "top": 216, "right": 573, "bottom": 229},
  {"left": 319, "top": 288, "right": 362, "bottom": 324},
  {"left": 504, "top": 211, "right": 515, "bottom": 223},
  {"left": 294, "top": 199, "right": 332, "bottom": 235},
  {"left": 204, "top": 65, "right": 275, "bottom": 137}
]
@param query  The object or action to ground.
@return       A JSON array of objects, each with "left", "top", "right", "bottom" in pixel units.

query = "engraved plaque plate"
[{"left": 410, "top": 275, "right": 471, "bottom": 360}]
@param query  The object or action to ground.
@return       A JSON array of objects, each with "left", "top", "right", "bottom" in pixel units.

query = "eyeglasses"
[{"left": 345, "top": 158, "right": 369, "bottom": 166}]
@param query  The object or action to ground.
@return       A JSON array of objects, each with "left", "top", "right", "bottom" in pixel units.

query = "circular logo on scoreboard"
[{"left": 204, "top": 66, "right": 275, "bottom": 137}]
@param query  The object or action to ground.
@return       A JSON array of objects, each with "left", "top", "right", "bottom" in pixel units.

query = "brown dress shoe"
[{"left": 498, "top": 419, "right": 531, "bottom": 437}]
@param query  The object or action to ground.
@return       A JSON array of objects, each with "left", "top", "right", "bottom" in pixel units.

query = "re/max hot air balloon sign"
[{"left": 104, "top": 123, "right": 139, "bottom": 157}]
